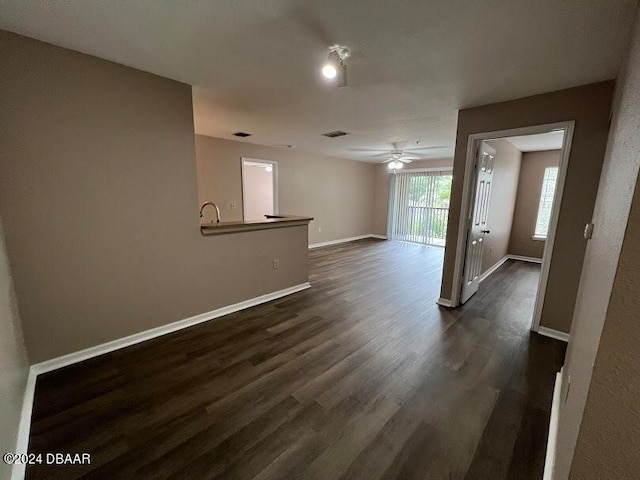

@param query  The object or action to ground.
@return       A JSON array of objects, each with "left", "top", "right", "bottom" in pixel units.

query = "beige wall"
[
  {"left": 481, "top": 139, "right": 521, "bottom": 273},
  {"left": 508, "top": 150, "right": 561, "bottom": 258},
  {"left": 553, "top": 10, "right": 640, "bottom": 479},
  {"left": 0, "top": 31, "right": 309, "bottom": 363},
  {"left": 372, "top": 158, "right": 454, "bottom": 236},
  {"left": 196, "top": 135, "right": 376, "bottom": 245},
  {"left": 441, "top": 81, "right": 614, "bottom": 334},
  {"left": 0, "top": 218, "right": 29, "bottom": 480}
]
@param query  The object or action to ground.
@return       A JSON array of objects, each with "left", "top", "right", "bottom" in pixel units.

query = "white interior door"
[{"left": 460, "top": 142, "right": 495, "bottom": 304}]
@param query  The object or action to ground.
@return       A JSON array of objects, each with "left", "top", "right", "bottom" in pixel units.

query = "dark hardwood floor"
[{"left": 27, "top": 239, "right": 565, "bottom": 480}]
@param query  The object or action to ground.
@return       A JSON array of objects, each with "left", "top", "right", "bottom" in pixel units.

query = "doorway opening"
[
  {"left": 453, "top": 121, "right": 574, "bottom": 333},
  {"left": 388, "top": 168, "right": 453, "bottom": 247},
  {"left": 241, "top": 158, "right": 278, "bottom": 221}
]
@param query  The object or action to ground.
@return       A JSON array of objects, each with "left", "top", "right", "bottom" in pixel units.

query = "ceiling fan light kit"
[{"left": 388, "top": 161, "right": 404, "bottom": 171}]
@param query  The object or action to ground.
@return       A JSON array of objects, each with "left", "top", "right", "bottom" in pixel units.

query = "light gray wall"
[
  {"left": 0, "top": 218, "right": 29, "bottom": 480},
  {"left": 482, "top": 139, "right": 521, "bottom": 273},
  {"left": 196, "top": 135, "right": 376, "bottom": 245},
  {"left": 509, "top": 150, "right": 561, "bottom": 258},
  {"left": 553, "top": 8, "right": 640, "bottom": 479},
  {"left": 0, "top": 30, "right": 309, "bottom": 363}
]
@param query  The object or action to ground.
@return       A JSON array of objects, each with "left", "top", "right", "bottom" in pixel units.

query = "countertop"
[{"left": 200, "top": 214, "right": 313, "bottom": 235}]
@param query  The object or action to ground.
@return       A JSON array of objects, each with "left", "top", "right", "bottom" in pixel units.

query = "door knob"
[{"left": 481, "top": 230, "right": 490, "bottom": 234}]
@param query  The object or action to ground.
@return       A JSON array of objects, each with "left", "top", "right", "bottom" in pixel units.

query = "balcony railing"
[{"left": 394, "top": 206, "right": 449, "bottom": 247}]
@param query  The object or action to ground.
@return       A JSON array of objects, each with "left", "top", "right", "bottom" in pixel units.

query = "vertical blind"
[{"left": 388, "top": 170, "right": 452, "bottom": 246}]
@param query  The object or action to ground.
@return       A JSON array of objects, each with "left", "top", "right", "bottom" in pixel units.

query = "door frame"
[
  {"left": 241, "top": 157, "right": 279, "bottom": 220},
  {"left": 449, "top": 121, "right": 575, "bottom": 333}
]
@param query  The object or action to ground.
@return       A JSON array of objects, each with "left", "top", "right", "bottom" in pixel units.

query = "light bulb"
[
  {"left": 322, "top": 64, "right": 337, "bottom": 79},
  {"left": 396, "top": 162, "right": 403, "bottom": 169},
  {"left": 388, "top": 161, "right": 396, "bottom": 170}
]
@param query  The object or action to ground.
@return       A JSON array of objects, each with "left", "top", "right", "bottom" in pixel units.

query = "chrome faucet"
[{"left": 199, "top": 201, "right": 221, "bottom": 223}]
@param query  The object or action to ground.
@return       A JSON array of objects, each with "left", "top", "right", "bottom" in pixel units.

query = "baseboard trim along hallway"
[
  {"left": 543, "top": 370, "right": 564, "bottom": 480},
  {"left": 11, "top": 370, "right": 37, "bottom": 480},
  {"left": 537, "top": 326, "right": 570, "bottom": 342},
  {"left": 12, "top": 282, "right": 313, "bottom": 480},
  {"left": 308, "top": 234, "right": 387, "bottom": 249},
  {"left": 479, "top": 256, "right": 510, "bottom": 283},
  {"left": 436, "top": 297, "right": 453, "bottom": 307},
  {"left": 31, "top": 282, "right": 312, "bottom": 375}
]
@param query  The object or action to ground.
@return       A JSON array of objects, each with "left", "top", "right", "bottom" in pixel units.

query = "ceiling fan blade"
[
  {"left": 381, "top": 159, "right": 393, "bottom": 163},
  {"left": 399, "top": 159, "right": 413, "bottom": 164}
]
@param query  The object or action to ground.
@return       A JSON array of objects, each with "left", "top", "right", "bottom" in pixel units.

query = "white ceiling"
[
  {"left": 507, "top": 131, "right": 565, "bottom": 152},
  {"left": 0, "top": 1, "right": 636, "bottom": 162}
]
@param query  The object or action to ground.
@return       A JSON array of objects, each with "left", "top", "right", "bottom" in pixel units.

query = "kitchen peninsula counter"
[{"left": 200, "top": 214, "right": 313, "bottom": 236}]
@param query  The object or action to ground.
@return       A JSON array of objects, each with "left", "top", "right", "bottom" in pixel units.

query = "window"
[
  {"left": 534, "top": 167, "right": 558, "bottom": 239},
  {"left": 388, "top": 170, "right": 452, "bottom": 246}
]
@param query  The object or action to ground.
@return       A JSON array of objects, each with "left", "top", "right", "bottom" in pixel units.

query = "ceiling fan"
[{"left": 351, "top": 142, "right": 447, "bottom": 167}]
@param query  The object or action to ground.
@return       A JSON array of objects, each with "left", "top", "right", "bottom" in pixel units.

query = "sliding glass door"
[{"left": 388, "top": 170, "right": 452, "bottom": 246}]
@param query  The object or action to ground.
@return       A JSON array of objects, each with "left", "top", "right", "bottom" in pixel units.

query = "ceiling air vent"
[
  {"left": 233, "top": 132, "right": 252, "bottom": 138},
  {"left": 322, "top": 130, "right": 349, "bottom": 138}
]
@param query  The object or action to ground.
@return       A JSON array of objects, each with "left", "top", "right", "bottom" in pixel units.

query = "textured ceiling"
[{"left": 0, "top": 0, "right": 636, "bottom": 162}]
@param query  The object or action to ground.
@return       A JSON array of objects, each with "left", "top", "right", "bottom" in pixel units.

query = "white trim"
[
  {"left": 508, "top": 254, "right": 543, "bottom": 264},
  {"left": 436, "top": 297, "right": 453, "bottom": 307},
  {"left": 531, "top": 123, "right": 574, "bottom": 332},
  {"left": 308, "top": 234, "right": 385, "bottom": 249},
  {"left": 537, "top": 326, "right": 570, "bottom": 343},
  {"left": 479, "top": 255, "right": 509, "bottom": 282},
  {"left": 31, "top": 282, "right": 311, "bottom": 375},
  {"left": 11, "top": 370, "right": 37, "bottom": 480},
  {"left": 543, "top": 370, "right": 564, "bottom": 480},
  {"left": 449, "top": 121, "right": 575, "bottom": 337}
]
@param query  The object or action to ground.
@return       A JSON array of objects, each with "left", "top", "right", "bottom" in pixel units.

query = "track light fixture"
[{"left": 321, "top": 45, "right": 350, "bottom": 87}]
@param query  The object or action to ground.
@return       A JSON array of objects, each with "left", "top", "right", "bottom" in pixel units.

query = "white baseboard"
[
  {"left": 543, "top": 369, "right": 563, "bottom": 480},
  {"left": 436, "top": 297, "right": 453, "bottom": 307},
  {"left": 478, "top": 254, "right": 543, "bottom": 284},
  {"left": 308, "top": 234, "right": 386, "bottom": 249},
  {"left": 479, "top": 255, "right": 509, "bottom": 283},
  {"left": 537, "top": 326, "right": 570, "bottom": 342},
  {"left": 11, "top": 369, "right": 37, "bottom": 480},
  {"left": 12, "top": 281, "right": 311, "bottom": 480},
  {"left": 508, "top": 254, "right": 543, "bottom": 264},
  {"left": 31, "top": 282, "right": 311, "bottom": 375}
]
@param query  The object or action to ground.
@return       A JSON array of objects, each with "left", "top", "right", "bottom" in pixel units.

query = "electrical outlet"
[
  {"left": 230, "top": 202, "right": 236, "bottom": 210},
  {"left": 272, "top": 259, "right": 280, "bottom": 270},
  {"left": 318, "top": 226, "right": 322, "bottom": 233}
]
